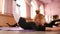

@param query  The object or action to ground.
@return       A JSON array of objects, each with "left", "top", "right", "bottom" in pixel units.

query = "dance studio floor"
[{"left": 0, "top": 27, "right": 60, "bottom": 34}]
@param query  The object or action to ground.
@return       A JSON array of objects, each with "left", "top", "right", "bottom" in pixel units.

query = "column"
[
  {"left": 5, "top": 0, "right": 13, "bottom": 16},
  {"left": 25, "top": 0, "right": 31, "bottom": 18}
]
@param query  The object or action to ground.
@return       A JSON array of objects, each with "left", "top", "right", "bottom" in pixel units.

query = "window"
[
  {"left": 13, "top": 0, "right": 26, "bottom": 22},
  {"left": 40, "top": 4, "right": 44, "bottom": 15},
  {"left": 16, "top": 0, "right": 26, "bottom": 17},
  {"left": 31, "top": 1, "right": 37, "bottom": 19},
  {"left": 2, "top": 0, "right": 5, "bottom": 14},
  {"left": 0, "top": 0, "right": 5, "bottom": 14}
]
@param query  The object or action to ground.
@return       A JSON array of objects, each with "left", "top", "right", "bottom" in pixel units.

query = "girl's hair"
[
  {"left": 34, "top": 14, "right": 45, "bottom": 21},
  {"left": 53, "top": 15, "right": 59, "bottom": 19},
  {"left": 35, "top": 10, "right": 40, "bottom": 14}
]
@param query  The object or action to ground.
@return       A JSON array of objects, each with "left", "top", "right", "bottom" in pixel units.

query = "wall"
[
  {"left": 45, "top": 1, "right": 60, "bottom": 16},
  {"left": 3, "top": 0, "right": 60, "bottom": 17},
  {"left": 4, "top": 0, "right": 13, "bottom": 15}
]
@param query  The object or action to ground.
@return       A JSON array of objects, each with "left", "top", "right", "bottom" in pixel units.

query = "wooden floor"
[{"left": 0, "top": 30, "right": 60, "bottom": 34}]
